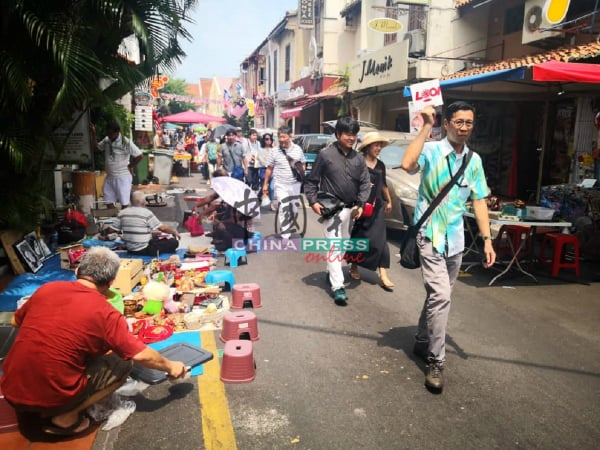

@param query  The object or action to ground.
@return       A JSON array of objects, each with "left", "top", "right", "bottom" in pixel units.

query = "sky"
[{"left": 172, "top": 0, "right": 299, "bottom": 82}]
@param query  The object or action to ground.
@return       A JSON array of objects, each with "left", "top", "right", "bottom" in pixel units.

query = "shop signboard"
[
  {"left": 368, "top": 18, "right": 402, "bottom": 33},
  {"left": 135, "top": 106, "right": 153, "bottom": 131},
  {"left": 544, "top": 0, "right": 570, "bottom": 24},
  {"left": 45, "top": 110, "right": 92, "bottom": 164},
  {"left": 298, "top": 0, "right": 314, "bottom": 28},
  {"left": 348, "top": 40, "right": 409, "bottom": 92},
  {"left": 134, "top": 91, "right": 153, "bottom": 106}
]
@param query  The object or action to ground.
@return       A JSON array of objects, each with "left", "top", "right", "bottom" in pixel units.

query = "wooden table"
[{"left": 463, "top": 212, "right": 572, "bottom": 285}]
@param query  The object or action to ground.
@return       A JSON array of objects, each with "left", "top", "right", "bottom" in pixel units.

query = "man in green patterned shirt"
[{"left": 401, "top": 101, "right": 496, "bottom": 391}]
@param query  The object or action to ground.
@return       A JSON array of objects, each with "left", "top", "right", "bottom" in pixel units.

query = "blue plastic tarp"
[
  {"left": 0, "top": 255, "right": 75, "bottom": 312},
  {"left": 0, "top": 249, "right": 187, "bottom": 312}
]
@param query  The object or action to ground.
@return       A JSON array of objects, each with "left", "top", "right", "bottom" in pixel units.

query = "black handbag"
[
  {"left": 399, "top": 226, "right": 421, "bottom": 269},
  {"left": 400, "top": 150, "right": 473, "bottom": 269},
  {"left": 316, "top": 191, "right": 345, "bottom": 220},
  {"left": 291, "top": 160, "right": 305, "bottom": 182}
]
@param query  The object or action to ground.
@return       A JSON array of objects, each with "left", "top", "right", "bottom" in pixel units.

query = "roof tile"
[{"left": 441, "top": 41, "right": 600, "bottom": 80}]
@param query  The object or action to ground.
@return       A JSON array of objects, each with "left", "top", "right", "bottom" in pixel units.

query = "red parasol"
[{"left": 160, "top": 111, "right": 226, "bottom": 124}]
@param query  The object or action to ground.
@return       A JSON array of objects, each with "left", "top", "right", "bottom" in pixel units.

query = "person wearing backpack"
[{"left": 203, "top": 135, "right": 220, "bottom": 184}]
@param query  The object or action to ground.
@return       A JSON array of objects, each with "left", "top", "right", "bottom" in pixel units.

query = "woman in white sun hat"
[{"left": 346, "top": 131, "right": 394, "bottom": 290}]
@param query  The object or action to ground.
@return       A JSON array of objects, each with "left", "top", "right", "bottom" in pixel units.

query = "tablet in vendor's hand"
[{"left": 130, "top": 343, "right": 213, "bottom": 384}]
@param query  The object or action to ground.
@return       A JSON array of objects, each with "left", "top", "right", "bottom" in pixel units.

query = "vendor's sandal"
[
  {"left": 349, "top": 266, "right": 361, "bottom": 280},
  {"left": 43, "top": 414, "right": 93, "bottom": 437},
  {"left": 379, "top": 278, "right": 395, "bottom": 291}
]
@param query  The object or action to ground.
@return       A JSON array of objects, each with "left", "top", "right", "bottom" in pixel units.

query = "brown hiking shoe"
[{"left": 425, "top": 361, "right": 444, "bottom": 390}]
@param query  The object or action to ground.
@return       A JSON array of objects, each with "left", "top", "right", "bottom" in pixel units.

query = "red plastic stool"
[
  {"left": 220, "top": 340, "right": 256, "bottom": 384},
  {"left": 538, "top": 233, "right": 580, "bottom": 277},
  {"left": 0, "top": 386, "right": 19, "bottom": 433},
  {"left": 494, "top": 225, "right": 532, "bottom": 259},
  {"left": 231, "top": 283, "right": 262, "bottom": 309},
  {"left": 220, "top": 311, "right": 260, "bottom": 342}
]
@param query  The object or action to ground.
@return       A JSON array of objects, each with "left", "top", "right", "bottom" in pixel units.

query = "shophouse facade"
[
  {"left": 240, "top": 2, "right": 352, "bottom": 133},
  {"left": 434, "top": 0, "right": 600, "bottom": 206},
  {"left": 239, "top": 1, "right": 599, "bottom": 209}
]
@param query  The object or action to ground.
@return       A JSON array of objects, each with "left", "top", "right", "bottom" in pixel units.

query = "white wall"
[
  {"left": 323, "top": 0, "right": 349, "bottom": 75},
  {"left": 417, "top": 0, "right": 489, "bottom": 79}
]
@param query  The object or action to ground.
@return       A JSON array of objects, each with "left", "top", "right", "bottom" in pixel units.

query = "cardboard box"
[
  {"left": 57, "top": 243, "right": 84, "bottom": 270},
  {"left": 0, "top": 230, "right": 26, "bottom": 274},
  {"left": 113, "top": 258, "right": 144, "bottom": 295}
]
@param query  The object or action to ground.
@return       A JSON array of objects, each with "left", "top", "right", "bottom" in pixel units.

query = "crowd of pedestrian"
[
  {"left": 0, "top": 104, "right": 505, "bottom": 450},
  {"left": 185, "top": 108, "right": 497, "bottom": 393}
]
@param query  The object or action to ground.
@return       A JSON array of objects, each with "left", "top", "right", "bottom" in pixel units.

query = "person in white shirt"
[
  {"left": 243, "top": 129, "right": 261, "bottom": 191},
  {"left": 262, "top": 126, "right": 305, "bottom": 239},
  {"left": 153, "top": 128, "right": 168, "bottom": 149},
  {"left": 92, "top": 122, "right": 143, "bottom": 209},
  {"left": 115, "top": 191, "right": 180, "bottom": 255}
]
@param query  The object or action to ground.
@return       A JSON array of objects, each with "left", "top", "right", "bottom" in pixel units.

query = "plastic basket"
[{"left": 525, "top": 206, "right": 555, "bottom": 221}]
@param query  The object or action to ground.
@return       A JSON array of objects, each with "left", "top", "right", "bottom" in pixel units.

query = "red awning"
[
  {"left": 280, "top": 101, "right": 316, "bottom": 119},
  {"left": 309, "top": 86, "right": 346, "bottom": 99},
  {"left": 533, "top": 60, "right": 600, "bottom": 84}
]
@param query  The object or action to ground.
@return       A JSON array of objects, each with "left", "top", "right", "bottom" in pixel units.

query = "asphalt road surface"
[{"left": 95, "top": 177, "right": 600, "bottom": 450}]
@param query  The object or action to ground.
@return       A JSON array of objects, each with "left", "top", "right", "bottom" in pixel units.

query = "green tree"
[
  {"left": 335, "top": 66, "right": 351, "bottom": 118},
  {"left": 0, "top": 0, "right": 198, "bottom": 231},
  {"left": 160, "top": 78, "right": 197, "bottom": 114}
]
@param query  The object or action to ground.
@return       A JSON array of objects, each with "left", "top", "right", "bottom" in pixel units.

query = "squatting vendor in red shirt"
[{"left": 0, "top": 246, "right": 187, "bottom": 437}]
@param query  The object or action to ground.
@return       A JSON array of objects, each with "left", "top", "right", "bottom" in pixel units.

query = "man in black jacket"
[{"left": 304, "top": 117, "right": 371, "bottom": 305}]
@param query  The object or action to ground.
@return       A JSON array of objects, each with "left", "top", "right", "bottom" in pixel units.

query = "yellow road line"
[{"left": 199, "top": 330, "right": 237, "bottom": 450}]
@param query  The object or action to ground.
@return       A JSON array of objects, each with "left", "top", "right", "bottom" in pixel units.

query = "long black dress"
[{"left": 347, "top": 158, "right": 390, "bottom": 271}]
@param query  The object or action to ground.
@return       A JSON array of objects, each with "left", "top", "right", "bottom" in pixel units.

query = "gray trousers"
[{"left": 415, "top": 232, "right": 462, "bottom": 365}]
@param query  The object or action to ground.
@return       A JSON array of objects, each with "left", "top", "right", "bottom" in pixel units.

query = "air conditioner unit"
[
  {"left": 522, "top": 0, "right": 565, "bottom": 46},
  {"left": 403, "top": 29, "right": 426, "bottom": 57}
]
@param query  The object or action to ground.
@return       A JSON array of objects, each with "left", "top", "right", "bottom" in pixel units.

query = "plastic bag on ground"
[
  {"left": 116, "top": 377, "right": 150, "bottom": 397},
  {"left": 86, "top": 392, "right": 137, "bottom": 431}
]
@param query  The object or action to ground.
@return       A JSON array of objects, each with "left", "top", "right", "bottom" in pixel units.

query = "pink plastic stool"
[
  {"left": 220, "top": 311, "right": 260, "bottom": 342},
  {"left": 538, "top": 233, "right": 580, "bottom": 277},
  {"left": 231, "top": 283, "right": 262, "bottom": 309},
  {"left": 0, "top": 386, "right": 19, "bottom": 433},
  {"left": 220, "top": 340, "right": 256, "bottom": 384}
]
